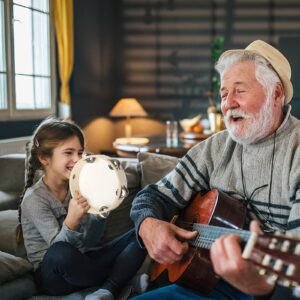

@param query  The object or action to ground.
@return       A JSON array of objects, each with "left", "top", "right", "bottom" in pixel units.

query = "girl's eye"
[{"left": 64, "top": 151, "right": 72, "bottom": 155}]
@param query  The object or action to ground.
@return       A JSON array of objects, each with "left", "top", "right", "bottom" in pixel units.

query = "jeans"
[
  {"left": 130, "top": 280, "right": 254, "bottom": 300},
  {"left": 35, "top": 228, "right": 146, "bottom": 296}
]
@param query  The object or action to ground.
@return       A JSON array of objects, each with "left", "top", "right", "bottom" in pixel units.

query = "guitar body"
[{"left": 150, "top": 189, "right": 247, "bottom": 293}]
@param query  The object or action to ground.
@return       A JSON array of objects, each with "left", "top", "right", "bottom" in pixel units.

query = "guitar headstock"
[{"left": 243, "top": 232, "right": 300, "bottom": 287}]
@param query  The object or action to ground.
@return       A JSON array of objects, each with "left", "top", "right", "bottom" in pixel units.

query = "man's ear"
[{"left": 273, "top": 83, "right": 285, "bottom": 107}]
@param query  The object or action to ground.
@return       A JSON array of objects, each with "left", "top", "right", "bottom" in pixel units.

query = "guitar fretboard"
[{"left": 190, "top": 223, "right": 251, "bottom": 249}]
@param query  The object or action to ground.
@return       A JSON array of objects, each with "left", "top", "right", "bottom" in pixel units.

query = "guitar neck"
[{"left": 190, "top": 223, "right": 251, "bottom": 249}]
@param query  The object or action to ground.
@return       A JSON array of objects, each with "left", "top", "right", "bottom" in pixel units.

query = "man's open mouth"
[{"left": 230, "top": 116, "right": 244, "bottom": 123}]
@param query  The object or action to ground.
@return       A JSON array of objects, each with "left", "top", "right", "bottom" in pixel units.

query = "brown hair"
[{"left": 16, "top": 117, "right": 85, "bottom": 243}]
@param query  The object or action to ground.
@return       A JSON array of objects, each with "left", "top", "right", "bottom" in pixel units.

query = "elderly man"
[{"left": 130, "top": 40, "right": 300, "bottom": 300}]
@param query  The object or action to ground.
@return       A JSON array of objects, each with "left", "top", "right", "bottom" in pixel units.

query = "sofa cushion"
[
  {"left": 0, "top": 210, "right": 27, "bottom": 258},
  {"left": 0, "top": 250, "right": 32, "bottom": 284},
  {"left": 0, "top": 191, "right": 20, "bottom": 210},
  {"left": 0, "top": 154, "right": 25, "bottom": 192},
  {"left": 138, "top": 152, "right": 179, "bottom": 187},
  {"left": 118, "top": 158, "right": 140, "bottom": 189},
  {"left": 0, "top": 153, "right": 26, "bottom": 211},
  {"left": 0, "top": 273, "right": 37, "bottom": 300}
]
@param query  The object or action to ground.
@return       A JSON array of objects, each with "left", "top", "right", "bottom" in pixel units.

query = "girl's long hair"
[{"left": 16, "top": 117, "right": 85, "bottom": 244}]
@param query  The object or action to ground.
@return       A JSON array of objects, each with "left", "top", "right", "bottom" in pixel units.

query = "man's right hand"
[{"left": 139, "top": 217, "right": 198, "bottom": 265}]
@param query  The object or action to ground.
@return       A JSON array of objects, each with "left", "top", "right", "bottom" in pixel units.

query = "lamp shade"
[{"left": 109, "top": 98, "right": 147, "bottom": 117}]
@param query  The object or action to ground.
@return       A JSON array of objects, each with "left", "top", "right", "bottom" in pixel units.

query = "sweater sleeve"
[
  {"left": 23, "top": 193, "right": 84, "bottom": 248},
  {"left": 130, "top": 138, "right": 218, "bottom": 236},
  {"left": 23, "top": 194, "right": 108, "bottom": 251},
  {"left": 286, "top": 138, "right": 300, "bottom": 235}
]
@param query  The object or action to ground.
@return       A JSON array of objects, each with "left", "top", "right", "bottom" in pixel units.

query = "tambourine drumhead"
[{"left": 69, "top": 155, "right": 128, "bottom": 216}]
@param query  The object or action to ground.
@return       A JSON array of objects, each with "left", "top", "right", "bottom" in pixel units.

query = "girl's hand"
[{"left": 64, "top": 191, "right": 90, "bottom": 231}]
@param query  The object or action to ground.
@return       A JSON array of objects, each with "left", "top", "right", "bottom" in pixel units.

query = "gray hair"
[{"left": 215, "top": 51, "right": 285, "bottom": 106}]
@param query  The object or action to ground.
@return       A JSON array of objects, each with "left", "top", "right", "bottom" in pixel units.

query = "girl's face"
[{"left": 44, "top": 135, "right": 84, "bottom": 182}]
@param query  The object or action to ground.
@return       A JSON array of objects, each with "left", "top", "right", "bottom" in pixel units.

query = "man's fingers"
[
  {"left": 163, "top": 226, "right": 197, "bottom": 258},
  {"left": 250, "top": 220, "right": 263, "bottom": 234},
  {"left": 153, "top": 246, "right": 183, "bottom": 265},
  {"left": 174, "top": 226, "right": 198, "bottom": 241},
  {"left": 150, "top": 241, "right": 188, "bottom": 265}
]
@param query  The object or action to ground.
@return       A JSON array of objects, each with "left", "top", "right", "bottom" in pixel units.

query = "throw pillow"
[
  {"left": 0, "top": 251, "right": 32, "bottom": 284},
  {"left": 138, "top": 152, "right": 179, "bottom": 188}
]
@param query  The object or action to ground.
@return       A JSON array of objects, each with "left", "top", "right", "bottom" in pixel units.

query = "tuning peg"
[
  {"left": 274, "top": 259, "right": 283, "bottom": 271},
  {"left": 295, "top": 244, "right": 300, "bottom": 255},
  {"left": 286, "top": 264, "right": 296, "bottom": 276},
  {"left": 269, "top": 238, "right": 278, "bottom": 249},
  {"left": 259, "top": 268, "right": 267, "bottom": 276},
  {"left": 281, "top": 240, "right": 290, "bottom": 252},
  {"left": 281, "top": 278, "right": 292, "bottom": 287},
  {"left": 262, "top": 254, "right": 271, "bottom": 266},
  {"left": 266, "top": 274, "right": 278, "bottom": 285}
]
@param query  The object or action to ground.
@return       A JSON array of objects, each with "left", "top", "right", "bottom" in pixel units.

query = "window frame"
[{"left": 0, "top": 0, "right": 56, "bottom": 121}]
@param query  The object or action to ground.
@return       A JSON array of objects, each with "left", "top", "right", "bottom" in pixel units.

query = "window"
[{"left": 0, "top": 0, "right": 55, "bottom": 120}]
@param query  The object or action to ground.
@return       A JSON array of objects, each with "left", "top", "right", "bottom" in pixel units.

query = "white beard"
[{"left": 224, "top": 96, "right": 275, "bottom": 145}]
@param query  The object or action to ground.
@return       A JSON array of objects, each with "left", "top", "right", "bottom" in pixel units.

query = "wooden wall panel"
[{"left": 120, "top": 0, "right": 300, "bottom": 120}]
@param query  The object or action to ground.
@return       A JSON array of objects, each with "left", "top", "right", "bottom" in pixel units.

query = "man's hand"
[
  {"left": 210, "top": 220, "right": 275, "bottom": 295},
  {"left": 139, "top": 217, "right": 198, "bottom": 265}
]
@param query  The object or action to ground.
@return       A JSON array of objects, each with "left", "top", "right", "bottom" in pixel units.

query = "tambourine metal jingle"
[{"left": 69, "top": 155, "right": 128, "bottom": 216}]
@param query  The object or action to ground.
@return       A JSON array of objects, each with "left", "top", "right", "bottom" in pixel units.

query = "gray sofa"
[{"left": 0, "top": 152, "right": 179, "bottom": 300}]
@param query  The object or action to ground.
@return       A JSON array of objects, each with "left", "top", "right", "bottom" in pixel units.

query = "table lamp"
[{"left": 109, "top": 98, "right": 148, "bottom": 141}]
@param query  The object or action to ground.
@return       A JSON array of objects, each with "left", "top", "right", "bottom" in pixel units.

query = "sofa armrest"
[
  {"left": 0, "top": 154, "right": 25, "bottom": 192},
  {"left": 0, "top": 210, "right": 27, "bottom": 258},
  {"left": 0, "top": 154, "right": 26, "bottom": 211}
]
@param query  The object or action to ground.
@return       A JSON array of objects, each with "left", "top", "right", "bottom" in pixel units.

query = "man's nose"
[{"left": 222, "top": 91, "right": 239, "bottom": 112}]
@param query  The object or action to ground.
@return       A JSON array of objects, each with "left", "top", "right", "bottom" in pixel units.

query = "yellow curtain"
[{"left": 52, "top": 0, "right": 74, "bottom": 105}]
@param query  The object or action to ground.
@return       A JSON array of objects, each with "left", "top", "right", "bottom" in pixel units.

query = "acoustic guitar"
[{"left": 150, "top": 189, "right": 300, "bottom": 294}]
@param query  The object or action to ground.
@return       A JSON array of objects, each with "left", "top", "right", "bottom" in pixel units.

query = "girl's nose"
[{"left": 73, "top": 153, "right": 81, "bottom": 163}]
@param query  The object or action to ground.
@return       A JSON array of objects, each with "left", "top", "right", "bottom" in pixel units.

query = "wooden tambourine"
[{"left": 69, "top": 155, "right": 128, "bottom": 218}]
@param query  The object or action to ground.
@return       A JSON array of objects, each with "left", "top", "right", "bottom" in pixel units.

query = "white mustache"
[{"left": 224, "top": 109, "right": 251, "bottom": 122}]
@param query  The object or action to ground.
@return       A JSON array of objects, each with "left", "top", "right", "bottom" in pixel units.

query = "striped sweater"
[{"left": 131, "top": 105, "right": 300, "bottom": 236}]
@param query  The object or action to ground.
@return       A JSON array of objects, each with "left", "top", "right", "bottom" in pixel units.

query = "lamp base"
[{"left": 125, "top": 122, "right": 132, "bottom": 138}]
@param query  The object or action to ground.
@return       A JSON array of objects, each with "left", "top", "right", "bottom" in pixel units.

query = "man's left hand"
[{"left": 210, "top": 220, "right": 275, "bottom": 296}]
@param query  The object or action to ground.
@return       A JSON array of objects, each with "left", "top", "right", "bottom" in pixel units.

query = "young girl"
[{"left": 17, "top": 117, "right": 147, "bottom": 300}]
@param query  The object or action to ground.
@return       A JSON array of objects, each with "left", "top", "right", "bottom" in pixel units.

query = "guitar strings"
[{"left": 176, "top": 221, "right": 251, "bottom": 243}]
